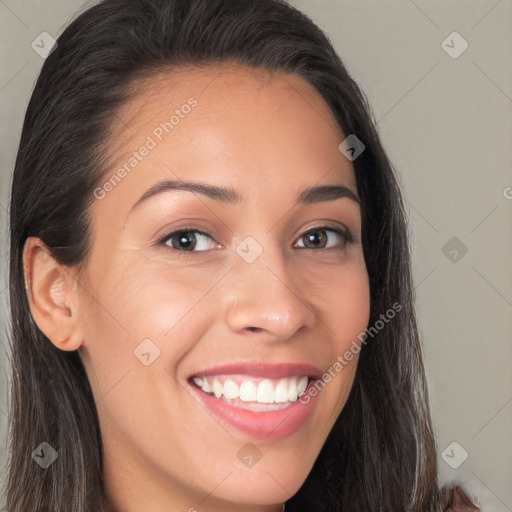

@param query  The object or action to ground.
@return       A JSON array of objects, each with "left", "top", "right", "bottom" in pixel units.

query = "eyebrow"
[{"left": 128, "top": 179, "right": 360, "bottom": 214}]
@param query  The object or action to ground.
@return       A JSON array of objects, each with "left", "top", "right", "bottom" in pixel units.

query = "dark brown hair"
[{"left": 7, "top": 0, "right": 448, "bottom": 510}]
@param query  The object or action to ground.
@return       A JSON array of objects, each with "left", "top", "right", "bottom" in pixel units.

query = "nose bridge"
[{"left": 223, "top": 234, "right": 317, "bottom": 338}]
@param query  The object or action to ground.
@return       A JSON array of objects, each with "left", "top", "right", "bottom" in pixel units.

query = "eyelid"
[
  {"left": 296, "top": 223, "right": 354, "bottom": 243},
  {"left": 155, "top": 223, "right": 356, "bottom": 254},
  {"left": 155, "top": 228, "right": 222, "bottom": 250}
]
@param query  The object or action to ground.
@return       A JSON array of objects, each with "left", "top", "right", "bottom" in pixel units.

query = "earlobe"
[{"left": 23, "top": 236, "right": 83, "bottom": 352}]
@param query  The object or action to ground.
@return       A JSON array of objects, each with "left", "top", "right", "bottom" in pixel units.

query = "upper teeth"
[{"left": 192, "top": 375, "right": 309, "bottom": 403}]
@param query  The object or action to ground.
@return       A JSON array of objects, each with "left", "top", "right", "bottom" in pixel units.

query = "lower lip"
[{"left": 188, "top": 379, "right": 320, "bottom": 440}]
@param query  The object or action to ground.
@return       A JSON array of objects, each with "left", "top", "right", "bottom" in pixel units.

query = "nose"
[{"left": 223, "top": 243, "right": 318, "bottom": 340}]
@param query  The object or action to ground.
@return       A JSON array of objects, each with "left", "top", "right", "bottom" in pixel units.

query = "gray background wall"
[{"left": 0, "top": 1, "right": 511, "bottom": 510}]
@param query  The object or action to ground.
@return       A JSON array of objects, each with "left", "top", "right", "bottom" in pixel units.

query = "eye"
[
  {"left": 294, "top": 226, "right": 353, "bottom": 250},
  {"left": 156, "top": 225, "right": 354, "bottom": 256},
  {"left": 158, "top": 229, "right": 220, "bottom": 252}
]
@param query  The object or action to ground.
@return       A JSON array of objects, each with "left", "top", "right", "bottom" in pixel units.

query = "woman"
[{"left": 5, "top": 0, "right": 479, "bottom": 511}]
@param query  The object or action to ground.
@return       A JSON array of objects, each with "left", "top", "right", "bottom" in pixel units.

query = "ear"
[{"left": 23, "top": 236, "right": 84, "bottom": 351}]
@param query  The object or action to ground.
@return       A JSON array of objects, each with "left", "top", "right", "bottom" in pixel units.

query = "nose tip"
[{"left": 224, "top": 264, "right": 317, "bottom": 340}]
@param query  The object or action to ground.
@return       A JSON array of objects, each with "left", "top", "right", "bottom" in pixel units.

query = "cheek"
[
  {"left": 86, "top": 255, "right": 216, "bottom": 335},
  {"left": 312, "top": 263, "right": 369, "bottom": 420},
  {"left": 79, "top": 259, "right": 222, "bottom": 387},
  {"left": 320, "top": 257, "right": 371, "bottom": 351}
]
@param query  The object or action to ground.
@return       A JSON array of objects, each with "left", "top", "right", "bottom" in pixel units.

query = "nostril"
[{"left": 246, "top": 326, "right": 262, "bottom": 333}]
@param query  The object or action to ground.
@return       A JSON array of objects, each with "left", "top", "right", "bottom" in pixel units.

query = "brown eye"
[
  {"left": 159, "top": 229, "right": 219, "bottom": 252},
  {"left": 295, "top": 227, "right": 352, "bottom": 250}
]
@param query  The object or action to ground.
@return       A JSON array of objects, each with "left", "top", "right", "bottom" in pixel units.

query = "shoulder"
[{"left": 442, "top": 484, "right": 480, "bottom": 511}]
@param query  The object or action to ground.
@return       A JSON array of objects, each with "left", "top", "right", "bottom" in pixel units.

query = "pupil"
[
  {"left": 177, "top": 232, "right": 195, "bottom": 250},
  {"left": 307, "top": 231, "right": 325, "bottom": 248}
]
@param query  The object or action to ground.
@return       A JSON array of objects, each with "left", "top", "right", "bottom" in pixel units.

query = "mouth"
[
  {"left": 188, "top": 374, "right": 311, "bottom": 412},
  {"left": 186, "top": 362, "right": 322, "bottom": 439}
]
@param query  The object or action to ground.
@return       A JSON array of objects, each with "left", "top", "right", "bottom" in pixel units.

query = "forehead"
[
  {"left": 117, "top": 63, "right": 340, "bottom": 127},
  {"left": 97, "top": 63, "right": 356, "bottom": 214}
]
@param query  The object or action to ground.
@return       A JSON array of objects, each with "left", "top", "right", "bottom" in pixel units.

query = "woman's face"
[{"left": 70, "top": 64, "right": 369, "bottom": 511}]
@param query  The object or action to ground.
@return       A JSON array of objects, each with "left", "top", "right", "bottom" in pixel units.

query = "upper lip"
[{"left": 188, "top": 362, "right": 323, "bottom": 380}]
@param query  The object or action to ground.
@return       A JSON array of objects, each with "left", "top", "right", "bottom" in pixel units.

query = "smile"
[
  {"left": 186, "top": 363, "right": 322, "bottom": 439},
  {"left": 191, "top": 375, "right": 309, "bottom": 412}
]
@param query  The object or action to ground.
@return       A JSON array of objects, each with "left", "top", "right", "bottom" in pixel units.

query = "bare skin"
[{"left": 23, "top": 63, "right": 370, "bottom": 512}]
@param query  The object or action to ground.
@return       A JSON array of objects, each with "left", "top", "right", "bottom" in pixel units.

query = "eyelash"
[{"left": 155, "top": 225, "right": 355, "bottom": 258}]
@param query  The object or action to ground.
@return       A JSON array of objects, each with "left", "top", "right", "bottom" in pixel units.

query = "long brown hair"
[{"left": 7, "top": 0, "right": 447, "bottom": 510}]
